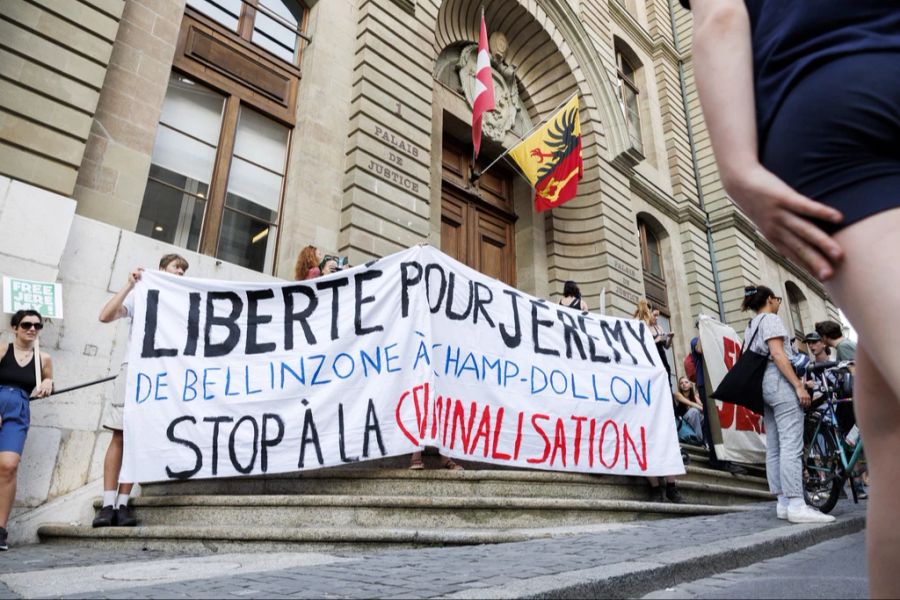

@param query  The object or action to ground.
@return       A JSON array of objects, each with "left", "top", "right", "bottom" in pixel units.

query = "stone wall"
[
  {"left": 0, "top": 176, "right": 276, "bottom": 542},
  {"left": 73, "top": 0, "right": 186, "bottom": 229},
  {"left": 0, "top": 0, "right": 125, "bottom": 195}
]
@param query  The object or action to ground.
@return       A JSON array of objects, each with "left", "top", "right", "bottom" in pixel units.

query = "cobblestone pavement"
[
  {"left": 0, "top": 502, "right": 866, "bottom": 599},
  {"left": 642, "top": 531, "right": 867, "bottom": 599}
]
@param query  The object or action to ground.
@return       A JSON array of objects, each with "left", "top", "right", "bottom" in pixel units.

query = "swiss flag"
[{"left": 471, "top": 12, "right": 495, "bottom": 159}]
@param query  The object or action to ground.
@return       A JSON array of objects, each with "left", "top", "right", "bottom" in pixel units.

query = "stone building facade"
[{"left": 0, "top": 0, "right": 838, "bottom": 538}]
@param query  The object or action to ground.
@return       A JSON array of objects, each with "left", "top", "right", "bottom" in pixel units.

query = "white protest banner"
[
  {"left": 122, "top": 246, "right": 683, "bottom": 482},
  {"left": 699, "top": 315, "right": 766, "bottom": 464},
  {"left": 3, "top": 276, "right": 64, "bottom": 318}
]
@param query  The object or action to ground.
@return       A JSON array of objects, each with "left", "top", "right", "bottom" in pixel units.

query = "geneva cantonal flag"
[{"left": 508, "top": 95, "right": 583, "bottom": 212}]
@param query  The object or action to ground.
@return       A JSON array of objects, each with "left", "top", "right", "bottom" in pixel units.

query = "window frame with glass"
[
  {"left": 638, "top": 219, "right": 670, "bottom": 313},
  {"left": 185, "top": 0, "right": 310, "bottom": 66},
  {"left": 135, "top": 2, "right": 306, "bottom": 273},
  {"left": 786, "top": 284, "right": 806, "bottom": 340},
  {"left": 616, "top": 49, "right": 644, "bottom": 153},
  {"left": 137, "top": 73, "right": 292, "bottom": 273}
]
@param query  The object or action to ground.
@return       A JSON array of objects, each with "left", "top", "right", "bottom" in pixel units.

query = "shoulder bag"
[{"left": 711, "top": 316, "right": 769, "bottom": 415}]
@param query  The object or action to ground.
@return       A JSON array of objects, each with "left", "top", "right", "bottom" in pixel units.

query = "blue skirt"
[
  {"left": 0, "top": 385, "right": 30, "bottom": 455},
  {"left": 762, "top": 52, "right": 900, "bottom": 234}
]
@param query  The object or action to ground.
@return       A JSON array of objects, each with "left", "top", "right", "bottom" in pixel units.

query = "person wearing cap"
[
  {"left": 804, "top": 329, "right": 866, "bottom": 498},
  {"left": 805, "top": 332, "right": 829, "bottom": 363},
  {"left": 803, "top": 332, "right": 832, "bottom": 404}
]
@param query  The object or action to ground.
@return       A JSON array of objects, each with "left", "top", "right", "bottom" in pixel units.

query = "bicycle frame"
[{"left": 807, "top": 366, "right": 864, "bottom": 502}]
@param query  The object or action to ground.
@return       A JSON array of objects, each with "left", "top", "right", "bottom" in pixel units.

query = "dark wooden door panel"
[
  {"left": 475, "top": 209, "right": 513, "bottom": 284},
  {"left": 441, "top": 137, "right": 516, "bottom": 286}
]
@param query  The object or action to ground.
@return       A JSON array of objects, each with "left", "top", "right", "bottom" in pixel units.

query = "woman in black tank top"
[
  {"left": 558, "top": 280, "right": 588, "bottom": 312},
  {"left": 0, "top": 309, "right": 54, "bottom": 550}
]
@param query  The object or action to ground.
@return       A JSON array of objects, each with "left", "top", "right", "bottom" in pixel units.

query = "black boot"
[
  {"left": 648, "top": 484, "right": 665, "bottom": 502},
  {"left": 92, "top": 505, "right": 116, "bottom": 528},
  {"left": 666, "top": 481, "right": 684, "bottom": 504}
]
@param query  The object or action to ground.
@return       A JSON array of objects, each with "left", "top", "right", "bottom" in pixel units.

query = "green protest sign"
[{"left": 2, "top": 276, "right": 64, "bottom": 319}]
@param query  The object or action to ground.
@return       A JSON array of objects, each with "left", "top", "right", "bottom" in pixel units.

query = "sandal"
[
  {"left": 442, "top": 459, "right": 464, "bottom": 471},
  {"left": 409, "top": 458, "right": 425, "bottom": 470}
]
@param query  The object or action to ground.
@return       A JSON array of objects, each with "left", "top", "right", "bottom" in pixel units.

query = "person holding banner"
[
  {"left": 741, "top": 286, "right": 834, "bottom": 524},
  {"left": 689, "top": 331, "right": 745, "bottom": 475},
  {"left": 0, "top": 310, "right": 54, "bottom": 550},
  {"left": 634, "top": 300, "right": 673, "bottom": 383},
  {"left": 294, "top": 245, "right": 350, "bottom": 282},
  {"left": 558, "top": 280, "right": 588, "bottom": 312},
  {"left": 408, "top": 450, "right": 463, "bottom": 471},
  {"left": 294, "top": 245, "right": 326, "bottom": 280},
  {"left": 93, "top": 254, "right": 189, "bottom": 529}
]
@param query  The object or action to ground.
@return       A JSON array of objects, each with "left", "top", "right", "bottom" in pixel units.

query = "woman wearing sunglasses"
[{"left": 0, "top": 309, "right": 54, "bottom": 550}]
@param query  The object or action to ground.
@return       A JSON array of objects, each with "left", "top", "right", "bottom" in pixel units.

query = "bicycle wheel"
[{"left": 802, "top": 414, "right": 843, "bottom": 513}]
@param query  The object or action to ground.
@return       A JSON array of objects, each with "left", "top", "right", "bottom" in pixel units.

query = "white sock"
[
  {"left": 777, "top": 495, "right": 789, "bottom": 507},
  {"left": 788, "top": 497, "right": 805, "bottom": 510},
  {"left": 116, "top": 493, "right": 130, "bottom": 508},
  {"left": 102, "top": 490, "right": 116, "bottom": 508}
]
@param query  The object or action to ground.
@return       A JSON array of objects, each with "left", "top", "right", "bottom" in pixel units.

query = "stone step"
[
  {"left": 91, "top": 494, "right": 758, "bottom": 530},
  {"left": 680, "top": 443, "right": 769, "bottom": 479},
  {"left": 39, "top": 500, "right": 755, "bottom": 552},
  {"left": 140, "top": 467, "right": 771, "bottom": 500}
]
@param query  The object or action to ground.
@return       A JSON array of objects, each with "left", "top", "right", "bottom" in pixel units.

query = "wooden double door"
[{"left": 440, "top": 141, "right": 517, "bottom": 286}]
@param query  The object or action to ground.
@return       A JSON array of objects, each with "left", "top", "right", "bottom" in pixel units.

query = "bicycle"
[{"left": 802, "top": 360, "right": 864, "bottom": 514}]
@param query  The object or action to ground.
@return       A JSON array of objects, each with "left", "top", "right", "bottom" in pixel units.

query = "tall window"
[
  {"left": 137, "top": 76, "right": 223, "bottom": 253},
  {"left": 219, "top": 106, "right": 288, "bottom": 270},
  {"left": 638, "top": 218, "right": 672, "bottom": 389},
  {"left": 616, "top": 48, "right": 643, "bottom": 153},
  {"left": 136, "top": 1, "right": 305, "bottom": 273},
  {"left": 186, "top": 0, "right": 307, "bottom": 64},
  {"left": 137, "top": 74, "right": 289, "bottom": 273},
  {"left": 639, "top": 220, "right": 663, "bottom": 279},
  {"left": 785, "top": 282, "right": 807, "bottom": 339},
  {"left": 638, "top": 218, "right": 668, "bottom": 312}
]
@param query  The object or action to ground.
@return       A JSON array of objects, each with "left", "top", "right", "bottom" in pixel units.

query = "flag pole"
[{"left": 471, "top": 90, "right": 579, "bottom": 183}]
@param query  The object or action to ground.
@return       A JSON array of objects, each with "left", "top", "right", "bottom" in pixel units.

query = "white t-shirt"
[
  {"left": 743, "top": 313, "right": 793, "bottom": 362},
  {"left": 119, "top": 291, "right": 135, "bottom": 368}
]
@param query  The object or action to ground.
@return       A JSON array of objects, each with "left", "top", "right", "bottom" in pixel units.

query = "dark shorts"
[
  {"left": 762, "top": 52, "right": 900, "bottom": 234},
  {"left": 0, "top": 385, "right": 30, "bottom": 455}
]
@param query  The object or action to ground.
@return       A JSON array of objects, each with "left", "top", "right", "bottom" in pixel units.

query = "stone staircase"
[{"left": 38, "top": 447, "right": 772, "bottom": 552}]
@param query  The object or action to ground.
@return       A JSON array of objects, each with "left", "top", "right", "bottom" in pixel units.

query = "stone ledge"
[
  {"left": 91, "top": 493, "right": 757, "bottom": 513},
  {"left": 441, "top": 508, "right": 866, "bottom": 599}
]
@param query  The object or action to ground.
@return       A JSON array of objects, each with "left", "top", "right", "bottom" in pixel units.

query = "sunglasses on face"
[{"left": 18, "top": 322, "right": 43, "bottom": 331}]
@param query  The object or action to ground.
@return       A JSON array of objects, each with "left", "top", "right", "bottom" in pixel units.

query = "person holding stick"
[
  {"left": 0, "top": 310, "right": 54, "bottom": 550},
  {"left": 93, "top": 253, "right": 188, "bottom": 528}
]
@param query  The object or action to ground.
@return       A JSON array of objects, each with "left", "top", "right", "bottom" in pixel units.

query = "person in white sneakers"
[
  {"left": 740, "top": 286, "right": 834, "bottom": 525},
  {"left": 93, "top": 253, "right": 188, "bottom": 528}
]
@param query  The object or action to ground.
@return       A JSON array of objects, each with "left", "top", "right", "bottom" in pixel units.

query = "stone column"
[{"left": 73, "top": 0, "right": 186, "bottom": 230}]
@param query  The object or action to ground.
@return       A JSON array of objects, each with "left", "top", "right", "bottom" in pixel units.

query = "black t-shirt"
[
  {"left": 679, "top": 1, "right": 900, "bottom": 147},
  {"left": 0, "top": 343, "right": 36, "bottom": 395}
]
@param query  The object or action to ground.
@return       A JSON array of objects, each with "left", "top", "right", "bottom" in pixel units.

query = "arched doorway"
[{"left": 428, "top": 0, "right": 632, "bottom": 302}]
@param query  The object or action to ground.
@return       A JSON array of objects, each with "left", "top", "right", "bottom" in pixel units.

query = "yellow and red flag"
[{"left": 509, "top": 96, "right": 583, "bottom": 212}]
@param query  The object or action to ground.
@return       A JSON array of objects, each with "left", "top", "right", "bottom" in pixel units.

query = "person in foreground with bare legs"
[{"left": 685, "top": 1, "right": 900, "bottom": 596}]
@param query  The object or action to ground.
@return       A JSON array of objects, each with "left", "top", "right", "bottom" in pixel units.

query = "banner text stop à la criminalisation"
[{"left": 122, "top": 246, "right": 684, "bottom": 482}]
